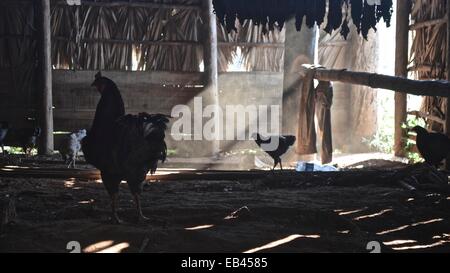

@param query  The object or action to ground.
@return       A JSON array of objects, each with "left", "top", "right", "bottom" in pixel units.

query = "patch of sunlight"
[
  {"left": 377, "top": 218, "right": 444, "bottom": 235},
  {"left": 64, "top": 180, "right": 75, "bottom": 188},
  {"left": 392, "top": 240, "right": 450, "bottom": 251},
  {"left": 412, "top": 218, "right": 444, "bottom": 226},
  {"left": 433, "top": 234, "right": 450, "bottom": 240},
  {"left": 243, "top": 234, "right": 321, "bottom": 254},
  {"left": 377, "top": 225, "right": 409, "bottom": 235},
  {"left": 4, "top": 165, "right": 29, "bottom": 169},
  {"left": 337, "top": 208, "right": 367, "bottom": 216},
  {"left": 83, "top": 240, "right": 114, "bottom": 253},
  {"left": 185, "top": 225, "right": 215, "bottom": 231},
  {"left": 426, "top": 193, "right": 441, "bottom": 198},
  {"left": 78, "top": 199, "right": 94, "bottom": 204},
  {"left": 383, "top": 240, "right": 417, "bottom": 246},
  {"left": 354, "top": 209, "right": 393, "bottom": 221},
  {"left": 96, "top": 242, "right": 130, "bottom": 253},
  {"left": 149, "top": 170, "right": 181, "bottom": 176}
]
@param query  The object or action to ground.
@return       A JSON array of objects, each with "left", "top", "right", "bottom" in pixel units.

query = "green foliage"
[
  {"left": 363, "top": 126, "right": 394, "bottom": 154},
  {"left": 403, "top": 116, "right": 426, "bottom": 164},
  {"left": 167, "top": 149, "right": 178, "bottom": 157},
  {"left": 3, "top": 146, "right": 37, "bottom": 156}
]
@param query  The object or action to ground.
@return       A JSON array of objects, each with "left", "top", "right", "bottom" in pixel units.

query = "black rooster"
[
  {"left": 411, "top": 126, "right": 450, "bottom": 168},
  {"left": 82, "top": 72, "right": 170, "bottom": 224},
  {"left": 253, "top": 133, "right": 296, "bottom": 171},
  {"left": 0, "top": 122, "right": 9, "bottom": 154}
]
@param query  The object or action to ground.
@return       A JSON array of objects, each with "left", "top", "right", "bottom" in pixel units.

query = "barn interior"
[{"left": 0, "top": 0, "right": 449, "bottom": 253}]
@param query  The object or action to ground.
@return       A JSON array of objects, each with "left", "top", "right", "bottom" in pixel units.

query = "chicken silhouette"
[
  {"left": 411, "top": 126, "right": 450, "bottom": 168},
  {"left": 253, "top": 133, "right": 296, "bottom": 171},
  {"left": 82, "top": 72, "right": 170, "bottom": 224}
]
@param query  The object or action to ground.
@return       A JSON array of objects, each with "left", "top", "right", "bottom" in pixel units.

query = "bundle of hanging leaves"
[{"left": 212, "top": 0, "right": 393, "bottom": 39}]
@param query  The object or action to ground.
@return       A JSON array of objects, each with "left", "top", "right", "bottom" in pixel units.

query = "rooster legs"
[
  {"left": 101, "top": 172, "right": 123, "bottom": 224},
  {"left": 272, "top": 158, "right": 282, "bottom": 171},
  {"left": 133, "top": 194, "right": 149, "bottom": 222},
  {"left": 110, "top": 193, "right": 123, "bottom": 224}
]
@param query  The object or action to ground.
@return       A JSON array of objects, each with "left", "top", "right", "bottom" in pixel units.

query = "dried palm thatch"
[
  {"left": 50, "top": 0, "right": 284, "bottom": 72},
  {"left": 410, "top": 0, "right": 447, "bottom": 80},
  {"left": 1, "top": 0, "right": 285, "bottom": 107},
  {"left": 51, "top": 0, "right": 204, "bottom": 71},
  {"left": 217, "top": 20, "right": 285, "bottom": 72},
  {"left": 0, "top": 2, "right": 36, "bottom": 109},
  {"left": 410, "top": 0, "right": 448, "bottom": 132}
]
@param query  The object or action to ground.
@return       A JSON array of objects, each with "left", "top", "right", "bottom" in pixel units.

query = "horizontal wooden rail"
[
  {"left": 303, "top": 65, "right": 450, "bottom": 98},
  {"left": 410, "top": 17, "right": 447, "bottom": 30}
]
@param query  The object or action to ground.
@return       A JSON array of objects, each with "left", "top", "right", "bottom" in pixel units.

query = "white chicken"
[{"left": 59, "top": 129, "right": 87, "bottom": 168}]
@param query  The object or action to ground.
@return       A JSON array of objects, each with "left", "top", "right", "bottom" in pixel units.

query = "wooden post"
[
  {"left": 282, "top": 19, "right": 317, "bottom": 136},
  {"left": 394, "top": 0, "right": 411, "bottom": 157},
  {"left": 282, "top": 19, "right": 317, "bottom": 162},
  {"left": 202, "top": 0, "right": 220, "bottom": 157},
  {"left": 445, "top": 0, "right": 450, "bottom": 170},
  {"left": 38, "top": 0, "right": 54, "bottom": 155}
]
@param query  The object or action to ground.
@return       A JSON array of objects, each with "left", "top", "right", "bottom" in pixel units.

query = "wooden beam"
[
  {"left": 52, "top": 36, "right": 202, "bottom": 46},
  {"left": 302, "top": 67, "right": 450, "bottom": 98},
  {"left": 445, "top": 0, "right": 450, "bottom": 170},
  {"left": 52, "top": 37, "right": 284, "bottom": 48},
  {"left": 408, "top": 64, "right": 444, "bottom": 73},
  {"left": 394, "top": 0, "right": 411, "bottom": 157},
  {"left": 202, "top": 0, "right": 220, "bottom": 157},
  {"left": 409, "top": 17, "right": 447, "bottom": 30},
  {"left": 407, "top": 110, "right": 445, "bottom": 125},
  {"left": 0, "top": 0, "right": 32, "bottom": 6},
  {"left": 53, "top": 0, "right": 201, "bottom": 10},
  {"left": 218, "top": 42, "right": 285, "bottom": 48},
  {"left": 38, "top": 0, "right": 54, "bottom": 155}
]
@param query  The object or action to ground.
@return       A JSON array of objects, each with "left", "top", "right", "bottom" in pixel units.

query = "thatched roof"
[
  {"left": 213, "top": 0, "right": 393, "bottom": 40},
  {"left": 50, "top": 0, "right": 284, "bottom": 72},
  {"left": 410, "top": 0, "right": 447, "bottom": 80},
  {"left": 409, "top": 0, "right": 448, "bottom": 132},
  {"left": 0, "top": 0, "right": 284, "bottom": 73}
]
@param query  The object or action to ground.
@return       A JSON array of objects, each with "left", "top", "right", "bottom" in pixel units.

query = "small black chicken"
[
  {"left": 0, "top": 122, "right": 9, "bottom": 154},
  {"left": 82, "top": 72, "right": 170, "bottom": 224},
  {"left": 253, "top": 133, "right": 296, "bottom": 171},
  {"left": 3, "top": 125, "right": 41, "bottom": 155},
  {"left": 411, "top": 126, "right": 450, "bottom": 168}
]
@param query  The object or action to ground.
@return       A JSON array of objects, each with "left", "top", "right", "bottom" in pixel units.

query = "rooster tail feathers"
[{"left": 139, "top": 113, "right": 171, "bottom": 139}]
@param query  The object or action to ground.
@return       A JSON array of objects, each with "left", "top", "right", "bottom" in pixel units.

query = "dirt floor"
[{"left": 0, "top": 155, "right": 449, "bottom": 253}]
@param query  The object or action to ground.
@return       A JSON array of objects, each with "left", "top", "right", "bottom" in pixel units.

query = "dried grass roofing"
[
  {"left": 0, "top": 0, "right": 285, "bottom": 72},
  {"left": 410, "top": 0, "right": 448, "bottom": 81}
]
